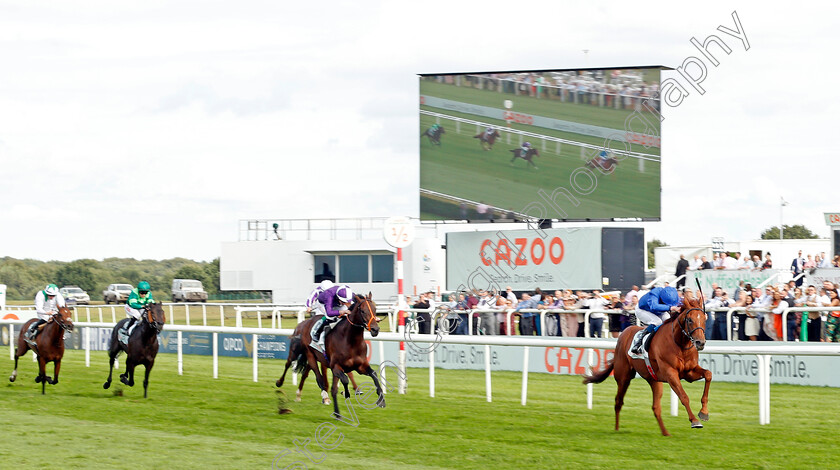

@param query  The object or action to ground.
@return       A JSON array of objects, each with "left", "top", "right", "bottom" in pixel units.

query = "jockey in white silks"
[{"left": 27, "top": 284, "right": 66, "bottom": 340}]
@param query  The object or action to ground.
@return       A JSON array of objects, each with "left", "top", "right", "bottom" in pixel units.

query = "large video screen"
[{"left": 420, "top": 67, "right": 663, "bottom": 222}]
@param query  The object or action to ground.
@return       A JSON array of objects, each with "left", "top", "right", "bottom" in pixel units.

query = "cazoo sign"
[{"left": 446, "top": 227, "right": 602, "bottom": 291}]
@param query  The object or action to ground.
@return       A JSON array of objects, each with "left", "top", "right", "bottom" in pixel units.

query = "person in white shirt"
[
  {"left": 689, "top": 255, "right": 702, "bottom": 271},
  {"left": 722, "top": 253, "right": 737, "bottom": 270},
  {"left": 477, "top": 290, "right": 497, "bottom": 335},
  {"left": 587, "top": 290, "right": 609, "bottom": 338},
  {"left": 505, "top": 286, "right": 518, "bottom": 307},
  {"left": 27, "top": 284, "right": 67, "bottom": 340}
]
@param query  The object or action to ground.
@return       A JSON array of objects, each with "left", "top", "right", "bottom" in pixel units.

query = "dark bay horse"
[
  {"left": 10, "top": 306, "right": 74, "bottom": 394},
  {"left": 584, "top": 295, "right": 711, "bottom": 436},
  {"left": 103, "top": 302, "right": 166, "bottom": 398},
  {"left": 510, "top": 147, "right": 540, "bottom": 168},
  {"left": 276, "top": 319, "right": 360, "bottom": 404},
  {"left": 474, "top": 128, "right": 500, "bottom": 150},
  {"left": 287, "top": 294, "right": 385, "bottom": 419},
  {"left": 422, "top": 126, "right": 445, "bottom": 146}
]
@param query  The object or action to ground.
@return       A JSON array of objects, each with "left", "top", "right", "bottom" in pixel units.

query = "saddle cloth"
[
  {"left": 628, "top": 329, "right": 653, "bottom": 360},
  {"left": 118, "top": 322, "right": 139, "bottom": 346},
  {"left": 309, "top": 317, "right": 344, "bottom": 354}
]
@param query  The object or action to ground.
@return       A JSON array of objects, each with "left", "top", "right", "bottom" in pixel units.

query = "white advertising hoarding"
[{"left": 446, "top": 227, "right": 602, "bottom": 292}]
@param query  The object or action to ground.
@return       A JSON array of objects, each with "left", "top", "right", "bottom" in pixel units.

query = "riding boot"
[
  {"left": 126, "top": 317, "right": 136, "bottom": 332},
  {"left": 312, "top": 318, "right": 326, "bottom": 343},
  {"left": 631, "top": 324, "right": 657, "bottom": 354},
  {"left": 27, "top": 320, "right": 46, "bottom": 340}
]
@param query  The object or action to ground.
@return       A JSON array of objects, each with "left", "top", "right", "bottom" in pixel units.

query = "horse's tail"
[
  {"left": 290, "top": 335, "right": 310, "bottom": 374},
  {"left": 582, "top": 358, "right": 615, "bottom": 385}
]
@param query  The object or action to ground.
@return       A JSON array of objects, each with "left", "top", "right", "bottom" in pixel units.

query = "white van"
[{"left": 171, "top": 279, "right": 208, "bottom": 303}]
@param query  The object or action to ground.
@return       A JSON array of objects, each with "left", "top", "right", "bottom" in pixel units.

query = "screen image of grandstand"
[{"left": 419, "top": 67, "right": 663, "bottom": 222}]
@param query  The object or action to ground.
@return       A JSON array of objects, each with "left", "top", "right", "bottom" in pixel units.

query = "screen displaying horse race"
[{"left": 419, "top": 67, "right": 663, "bottom": 222}]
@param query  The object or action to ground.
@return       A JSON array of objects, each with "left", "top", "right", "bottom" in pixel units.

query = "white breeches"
[
  {"left": 635, "top": 306, "right": 670, "bottom": 326},
  {"left": 125, "top": 305, "right": 143, "bottom": 320}
]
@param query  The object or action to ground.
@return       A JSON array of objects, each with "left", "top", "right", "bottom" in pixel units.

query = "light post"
[{"left": 780, "top": 196, "right": 789, "bottom": 240}]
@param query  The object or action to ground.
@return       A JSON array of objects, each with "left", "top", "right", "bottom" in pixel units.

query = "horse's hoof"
[
  {"left": 275, "top": 380, "right": 281, "bottom": 388},
  {"left": 691, "top": 421, "right": 704, "bottom": 429},
  {"left": 35, "top": 376, "right": 42, "bottom": 383},
  {"left": 698, "top": 412, "right": 709, "bottom": 421},
  {"left": 376, "top": 397, "right": 386, "bottom": 409},
  {"left": 322, "top": 398, "right": 331, "bottom": 405},
  {"left": 295, "top": 396, "right": 301, "bottom": 403},
  {"left": 332, "top": 412, "right": 343, "bottom": 421},
  {"left": 120, "top": 375, "right": 130, "bottom": 386},
  {"left": 49, "top": 378, "right": 58, "bottom": 385},
  {"left": 103, "top": 382, "right": 111, "bottom": 390},
  {"left": 9, "top": 376, "right": 15, "bottom": 383}
]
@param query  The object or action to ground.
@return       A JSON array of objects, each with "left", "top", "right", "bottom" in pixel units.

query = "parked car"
[
  {"left": 60, "top": 286, "right": 90, "bottom": 305},
  {"left": 103, "top": 283, "right": 133, "bottom": 304},
  {"left": 171, "top": 279, "right": 208, "bottom": 303}
]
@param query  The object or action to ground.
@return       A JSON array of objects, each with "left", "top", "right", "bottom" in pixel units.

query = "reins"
[{"left": 342, "top": 298, "right": 377, "bottom": 331}]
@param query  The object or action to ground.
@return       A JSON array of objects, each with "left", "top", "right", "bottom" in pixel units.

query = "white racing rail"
[{"left": 3, "top": 317, "right": 839, "bottom": 426}]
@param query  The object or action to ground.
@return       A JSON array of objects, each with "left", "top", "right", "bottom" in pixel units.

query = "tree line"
[{"left": 0, "top": 257, "right": 223, "bottom": 301}]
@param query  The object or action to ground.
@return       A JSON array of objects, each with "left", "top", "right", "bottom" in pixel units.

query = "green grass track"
[{"left": 1, "top": 350, "right": 837, "bottom": 468}]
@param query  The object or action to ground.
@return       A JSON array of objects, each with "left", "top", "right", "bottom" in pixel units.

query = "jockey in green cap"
[{"left": 125, "top": 281, "right": 155, "bottom": 330}]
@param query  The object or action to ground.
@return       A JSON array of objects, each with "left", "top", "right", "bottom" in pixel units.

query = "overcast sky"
[{"left": 1, "top": 1, "right": 837, "bottom": 262}]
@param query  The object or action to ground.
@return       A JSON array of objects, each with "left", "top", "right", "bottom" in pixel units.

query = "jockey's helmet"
[
  {"left": 44, "top": 284, "right": 59, "bottom": 296},
  {"left": 319, "top": 279, "right": 334, "bottom": 290},
  {"left": 336, "top": 285, "right": 354, "bottom": 303},
  {"left": 660, "top": 286, "right": 679, "bottom": 306},
  {"left": 138, "top": 281, "right": 151, "bottom": 294},
  {"left": 523, "top": 141, "right": 531, "bottom": 148}
]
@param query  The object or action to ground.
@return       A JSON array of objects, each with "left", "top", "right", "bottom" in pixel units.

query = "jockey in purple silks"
[{"left": 310, "top": 284, "right": 354, "bottom": 349}]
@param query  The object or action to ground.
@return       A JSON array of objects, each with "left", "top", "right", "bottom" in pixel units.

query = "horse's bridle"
[
  {"left": 342, "top": 298, "right": 378, "bottom": 331},
  {"left": 143, "top": 304, "right": 164, "bottom": 333},
  {"left": 676, "top": 307, "right": 705, "bottom": 350},
  {"left": 52, "top": 309, "right": 74, "bottom": 332}
]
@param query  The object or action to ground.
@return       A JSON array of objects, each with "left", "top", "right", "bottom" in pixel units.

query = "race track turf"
[{"left": 1, "top": 349, "right": 836, "bottom": 469}]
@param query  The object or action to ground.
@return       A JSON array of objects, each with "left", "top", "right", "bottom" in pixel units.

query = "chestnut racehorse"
[
  {"left": 584, "top": 294, "right": 711, "bottom": 436},
  {"left": 9, "top": 306, "right": 74, "bottom": 394},
  {"left": 474, "top": 128, "right": 500, "bottom": 150}
]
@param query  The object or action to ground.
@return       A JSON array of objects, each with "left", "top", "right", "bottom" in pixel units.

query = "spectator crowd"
[{"left": 403, "top": 276, "right": 840, "bottom": 343}]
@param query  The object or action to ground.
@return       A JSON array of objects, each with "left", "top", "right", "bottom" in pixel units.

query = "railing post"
[
  {"left": 782, "top": 308, "right": 790, "bottom": 342},
  {"left": 253, "top": 334, "right": 259, "bottom": 382},
  {"left": 521, "top": 346, "right": 529, "bottom": 406},
  {"left": 177, "top": 331, "right": 183, "bottom": 376},
  {"left": 9, "top": 324, "right": 14, "bottom": 360},
  {"left": 212, "top": 332, "right": 218, "bottom": 379},
  {"left": 429, "top": 344, "right": 435, "bottom": 398},
  {"left": 85, "top": 327, "right": 90, "bottom": 367},
  {"left": 202, "top": 304, "right": 207, "bottom": 326},
  {"left": 484, "top": 344, "right": 492, "bottom": 402}
]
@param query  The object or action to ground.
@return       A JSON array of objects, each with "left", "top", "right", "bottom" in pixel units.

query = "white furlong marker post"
[{"left": 383, "top": 216, "right": 414, "bottom": 394}]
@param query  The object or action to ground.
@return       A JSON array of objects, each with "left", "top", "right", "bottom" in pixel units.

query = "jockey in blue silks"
[
  {"left": 630, "top": 286, "right": 681, "bottom": 355},
  {"left": 310, "top": 284, "right": 354, "bottom": 348}
]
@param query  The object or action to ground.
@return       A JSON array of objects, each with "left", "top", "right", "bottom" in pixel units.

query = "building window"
[
  {"left": 372, "top": 254, "right": 394, "bottom": 283},
  {"left": 339, "top": 255, "right": 368, "bottom": 283},
  {"left": 314, "top": 255, "right": 336, "bottom": 283}
]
